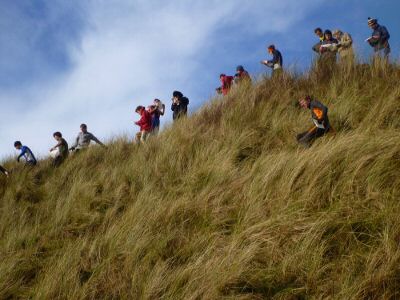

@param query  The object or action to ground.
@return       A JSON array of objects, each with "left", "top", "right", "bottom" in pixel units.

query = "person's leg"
[
  {"left": 135, "top": 132, "right": 142, "bottom": 143},
  {"left": 0, "top": 165, "right": 9, "bottom": 176},
  {"left": 53, "top": 156, "right": 63, "bottom": 167},
  {"left": 140, "top": 131, "right": 149, "bottom": 143}
]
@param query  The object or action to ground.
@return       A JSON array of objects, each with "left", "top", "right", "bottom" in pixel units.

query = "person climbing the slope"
[
  {"left": 216, "top": 74, "right": 234, "bottom": 96},
  {"left": 234, "top": 65, "right": 251, "bottom": 84},
  {"left": 312, "top": 27, "right": 325, "bottom": 53},
  {"left": 366, "top": 17, "right": 390, "bottom": 58},
  {"left": 134, "top": 105, "right": 152, "bottom": 143},
  {"left": 171, "top": 91, "right": 189, "bottom": 121},
  {"left": 0, "top": 165, "right": 9, "bottom": 177},
  {"left": 261, "top": 45, "right": 283, "bottom": 74},
  {"left": 50, "top": 132, "right": 69, "bottom": 167},
  {"left": 149, "top": 99, "right": 165, "bottom": 134},
  {"left": 14, "top": 141, "right": 37, "bottom": 166},
  {"left": 333, "top": 29, "right": 354, "bottom": 62},
  {"left": 69, "top": 124, "right": 105, "bottom": 152},
  {"left": 297, "top": 96, "right": 331, "bottom": 147}
]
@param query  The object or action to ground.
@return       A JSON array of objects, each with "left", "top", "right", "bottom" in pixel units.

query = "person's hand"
[
  {"left": 69, "top": 147, "right": 75, "bottom": 151},
  {"left": 50, "top": 147, "right": 54, "bottom": 152}
]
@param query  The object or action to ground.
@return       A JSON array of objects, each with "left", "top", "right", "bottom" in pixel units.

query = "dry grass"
[{"left": 1, "top": 61, "right": 400, "bottom": 299}]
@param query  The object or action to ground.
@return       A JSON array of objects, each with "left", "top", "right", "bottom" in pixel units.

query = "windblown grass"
[{"left": 1, "top": 61, "right": 400, "bottom": 299}]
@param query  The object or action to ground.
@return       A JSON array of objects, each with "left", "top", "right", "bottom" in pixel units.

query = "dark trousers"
[
  {"left": 0, "top": 165, "right": 8, "bottom": 175},
  {"left": 297, "top": 127, "right": 328, "bottom": 147},
  {"left": 53, "top": 156, "right": 65, "bottom": 167}
]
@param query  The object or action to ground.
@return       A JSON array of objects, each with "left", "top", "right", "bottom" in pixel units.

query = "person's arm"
[
  {"left": 50, "top": 141, "right": 62, "bottom": 151},
  {"left": 17, "top": 147, "right": 26, "bottom": 162},
  {"left": 89, "top": 133, "right": 105, "bottom": 146},
  {"left": 70, "top": 134, "right": 79, "bottom": 150},
  {"left": 160, "top": 104, "right": 165, "bottom": 116},
  {"left": 0, "top": 165, "right": 8, "bottom": 175}
]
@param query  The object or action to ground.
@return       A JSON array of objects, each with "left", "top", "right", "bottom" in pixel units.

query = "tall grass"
[{"left": 1, "top": 61, "right": 400, "bottom": 299}]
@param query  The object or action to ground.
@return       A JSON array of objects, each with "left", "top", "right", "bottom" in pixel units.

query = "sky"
[{"left": 1, "top": 0, "right": 400, "bottom": 160}]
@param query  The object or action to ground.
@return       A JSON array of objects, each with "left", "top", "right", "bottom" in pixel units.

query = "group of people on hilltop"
[{"left": 0, "top": 17, "right": 394, "bottom": 177}]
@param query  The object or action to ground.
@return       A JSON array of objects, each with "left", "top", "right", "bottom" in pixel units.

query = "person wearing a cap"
[
  {"left": 234, "top": 65, "right": 251, "bottom": 83},
  {"left": 171, "top": 91, "right": 189, "bottom": 121},
  {"left": 261, "top": 45, "right": 283, "bottom": 74},
  {"left": 312, "top": 27, "right": 325, "bottom": 53},
  {"left": 333, "top": 29, "right": 354, "bottom": 61},
  {"left": 366, "top": 17, "right": 390, "bottom": 57}
]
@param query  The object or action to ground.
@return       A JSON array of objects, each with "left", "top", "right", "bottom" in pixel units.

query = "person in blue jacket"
[
  {"left": 366, "top": 17, "right": 390, "bottom": 57},
  {"left": 14, "top": 141, "right": 37, "bottom": 166},
  {"left": 261, "top": 45, "right": 283, "bottom": 74}
]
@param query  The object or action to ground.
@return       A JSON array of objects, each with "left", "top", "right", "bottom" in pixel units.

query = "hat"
[
  {"left": 172, "top": 91, "right": 183, "bottom": 98},
  {"left": 236, "top": 65, "right": 244, "bottom": 72},
  {"left": 268, "top": 44, "right": 275, "bottom": 50},
  {"left": 368, "top": 17, "right": 377, "bottom": 26}
]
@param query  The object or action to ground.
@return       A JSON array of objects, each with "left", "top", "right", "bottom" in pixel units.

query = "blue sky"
[{"left": 1, "top": 0, "right": 399, "bottom": 159}]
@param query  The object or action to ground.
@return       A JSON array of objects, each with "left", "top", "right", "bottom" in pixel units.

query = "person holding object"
[
  {"left": 0, "top": 165, "right": 9, "bottom": 177},
  {"left": 261, "top": 45, "right": 283, "bottom": 74},
  {"left": 332, "top": 29, "right": 354, "bottom": 61},
  {"left": 134, "top": 105, "right": 152, "bottom": 143},
  {"left": 149, "top": 99, "right": 165, "bottom": 134},
  {"left": 297, "top": 96, "right": 331, "bottom": 148},
  {"left": 312, "top": 28, "right": 325, "bottom": 53},
  {"left": 366, "top": 17, "right": 390, "bottom": 58},
  {"left": 216, "top": 74, "right": 234, "bottom": 96},
  {"left": 50, "top": 132, "right": 69, "bottom": 167},
  {"left": 14, "top": 141, "right": 37, "bottom": 166},
  {"left": 171, "top": 91, "right": 189, "bottom": 121},
  {"left": 70, "top": 123, "right": 105, "bottom": 152},
  {"left": 234, "top": 65, "right": 251, "bottom": 84}
]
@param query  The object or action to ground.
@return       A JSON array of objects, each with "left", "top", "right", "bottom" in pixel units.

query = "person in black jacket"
[
  {"left": 261, "top": 45, "right": 283, "bottom": 75},
  {"left": 297, "top": 96, "right": 331, "bottom": 147},
  {"left": 0, "top": 165, "right": 9, "bottom": 177},
  {"left": 171, "top": 91, "right": 189, "bottom": 121}
]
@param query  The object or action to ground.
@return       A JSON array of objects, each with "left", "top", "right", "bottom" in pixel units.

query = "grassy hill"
[{"left": 1, "top": 61, "right": 400, "bottom": 299}]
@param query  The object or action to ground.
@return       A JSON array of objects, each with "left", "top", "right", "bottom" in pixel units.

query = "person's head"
[
  {"left": 172, "top": 90, "right": 183, "bottom": 102},
  {"left": 332, "top": 29, "right": 342, "bottom": 40},
  {"left": 135, "top": 105, "right": 144, "bottom": 114},
  {"left": 268, "top": 45, "right": 275, "bottom": 54},
  {"left": 80, "top": 123, "right": 87, "bottom": 133},
  {"left": 219, "top": 73, "right": 226, "bottom": 79},
  {"left": 324, "top": 30, "right": 332, "bottom": 40},
  {"left": 299, "top": 96, "right": 312, "bottom": 109},
  {"left": 314, "top": 27, "right": 323, "bottom": 37},
  {"left": 368, "top": 17, "right": 378, "bottom": 29},
  {"left": 236, "top": 65, "right": 244, "bottom": 72},
  {"left": 154, "top": 98, "right": 161, "bottom": 104},
  {"left": 14, "top": 141, "right": 22, "bottom": 150},
  {"left": 53, "top": 132, "right": 62, "bottom": 141}
]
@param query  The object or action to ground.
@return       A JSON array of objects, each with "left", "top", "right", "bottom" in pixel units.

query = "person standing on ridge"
[
  {"left": 134, "top": 105, "right": 152, "bottom": 143},
  {"left": 149, "top": 99, "right": 165, "bottom": 134},
  {"left": 296, "top": 96, "right": 331, "bottom": 147},
  {"left": 234, "top": 65, "right": 251, "bottom": 83},
  {"left": 14, "top": 141, "right": 37, "bottom": 166},
  {"left": 366, "top": 17, "right": 390, "bottom": 58},
  {"left": 0, "top": 165, "right": 9, "bottom": 177},
  {"left": 216, "top": 74, "right": 234, "bottom": 96},
  {"left": 69, "top": 124, "right": 105, "bottom": 152},
  {"left": 333, "top": 29, "right": 354, "bottom": 61},
  {"left": 312, "top": 27, "right": 325, "bottom": 53},
  {"left": 50, "top": 132, "right": 69, "bottom": 167},
  {"left": 319, "top": 30, "right": 339, "bottom": 65},
  {"left": 261, "top": 45, "right": 283, "bottom": 74},
  {"left": 171, "top": 91, "right": 189, "bottom": 121}
]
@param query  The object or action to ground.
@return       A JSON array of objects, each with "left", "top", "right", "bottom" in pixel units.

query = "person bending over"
[
  {"left": 14, "top": 141, "right": 37, "bottom": 166},
  {"left": 50, "top": 132, "right": 69, "bottom": 167},
  {"left": 70, "top": 123, "right": 105, "bottom": 152}
]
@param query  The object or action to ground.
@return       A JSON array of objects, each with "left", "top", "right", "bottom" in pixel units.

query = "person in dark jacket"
[
  {"left": 261, "top": 45, "right": 283, "bottom": 74},
  {"left": 50, "top": 132, "right": 69, "bottom": 167},
  {"left": 312, "top": 27, "right": 325, "bottom": 53},
  {"left": 297, "top": 96, "right": 331, "bottom": 147},
  {"left": 14, "top": 141, "right": 37, "bottom": 166},
  {"left": 148, "top": 99, "right": 165, "bottom": 134},
  {"left": 171, "top": 91, "right": 189, "bottom": 121},
  {"left": 234, "top": 65, "right": 251, "bottom": 83},
  {"left": 0, "top": 165, "right": 9, "bottom": 177},
  {"left": 366, "top": 17, "right": 390, "bottom": 57},
  {"left": 216, "top": 74, "right": 234, "bottom": 96},
  {"left": 135, "top": 105, "right": 153, "bottom": 143},
  {"left": 319, "top": 30, "right": 339, "bottom": 64}
]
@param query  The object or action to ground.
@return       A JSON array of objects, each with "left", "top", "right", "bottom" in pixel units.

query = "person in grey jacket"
[
  {"left": 69, "top": 124, "right": 105, "bottom": 151},
  {"left": 366, "top": 17, "right": 390, "bottom": 57}
]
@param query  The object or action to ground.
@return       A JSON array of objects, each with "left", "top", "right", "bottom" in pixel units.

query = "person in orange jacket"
[
  {"left": 216, "top": 74, "right": 234, "bottom": 96},
  {"left": 297, "top": 96, "right": 331, "bottom": 147}
]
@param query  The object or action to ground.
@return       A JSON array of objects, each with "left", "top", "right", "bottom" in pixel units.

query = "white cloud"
[{"left": 0, "top": 0, "right": 325, "bottom": 159}]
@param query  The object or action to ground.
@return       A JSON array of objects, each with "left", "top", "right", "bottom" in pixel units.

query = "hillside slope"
[{"left": 1, "top": 62, "right": 400, "bottom": 299}]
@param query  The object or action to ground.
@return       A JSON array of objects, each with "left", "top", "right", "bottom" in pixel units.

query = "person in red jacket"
[
  {"left": 216, "top": 74, "right": 234, "bottom": 96},
  {"left": 134, "top": 105, "right": 152, "bottom": 143}
]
